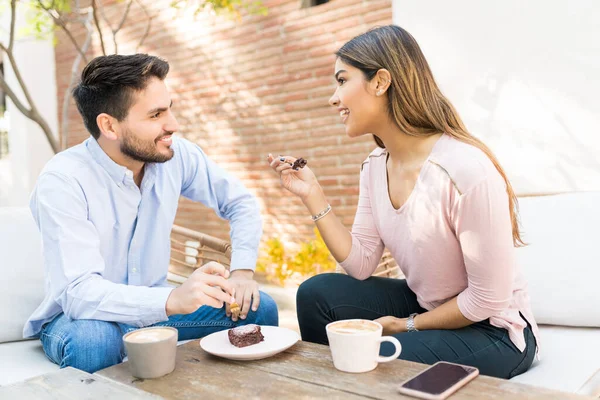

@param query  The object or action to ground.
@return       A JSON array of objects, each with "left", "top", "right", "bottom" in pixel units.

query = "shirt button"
[
  {"left": 132, "top": 240, "right": 137, "bottom": 246},
  {"left": 132, "top": 268, "right": 138, "bottom": 273}
]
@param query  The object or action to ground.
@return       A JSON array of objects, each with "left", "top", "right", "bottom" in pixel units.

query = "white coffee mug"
[{"left": 326, "top": 319, "right": 402, "bottom": 373}]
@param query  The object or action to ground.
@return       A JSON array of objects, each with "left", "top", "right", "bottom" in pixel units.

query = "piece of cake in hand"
[
  {"left": 229, "top": 289, "right": 240, "bottom": 320},
  {"left": 230, "top": 301, "right": 241, "bottom": 319},
  {"left": 291, "top": 157, "right": 307, "bottom": 170},
  {"left": 228, "top": 324, "right": 264, "bottom": 348}
]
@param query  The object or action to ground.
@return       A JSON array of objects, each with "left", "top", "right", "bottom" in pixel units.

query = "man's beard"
[{"left": 121, "top": 129, "right": 174, "bottom": 163}]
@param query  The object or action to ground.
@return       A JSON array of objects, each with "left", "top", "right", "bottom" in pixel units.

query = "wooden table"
[
  {"left": 97, "top": 340, "right": 592, "bottom": 399},
  {"left": 0, "top": 367, "right": 161, "bottom": 399}
]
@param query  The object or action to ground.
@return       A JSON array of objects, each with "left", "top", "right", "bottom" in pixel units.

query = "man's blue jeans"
[{"left": 39, "top": 291, "right": 278, "bottom": 373}]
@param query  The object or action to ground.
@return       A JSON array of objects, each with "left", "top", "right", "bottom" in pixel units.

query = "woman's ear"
[
  {"left": 96, "top": 113, "right": 119, "bottom": 141},
  {"left": 373, "top": 69, "right": 392, "bottom": 96}
]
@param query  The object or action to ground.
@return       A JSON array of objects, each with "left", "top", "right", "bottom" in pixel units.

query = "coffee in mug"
[
  {"left": 327, "top": 320, "right": 380, "bottom": 334},
  {"left": 326, "top": 319, "right": 401, "bottom": 373},
  {"left": 126, "top": 328, "right": 176, "bottom": 343},
  {"left": 123, "top": 327, "right": 178, "bottom": 379}
]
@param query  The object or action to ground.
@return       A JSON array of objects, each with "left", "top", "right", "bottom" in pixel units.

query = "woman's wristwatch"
[{"left": 406, "top": 313, "right": 419, "bottom": 332}]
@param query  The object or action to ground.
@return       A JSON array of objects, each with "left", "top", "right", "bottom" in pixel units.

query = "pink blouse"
[{"left": 340, "top": 134, "right": 539, "bottom": 353}]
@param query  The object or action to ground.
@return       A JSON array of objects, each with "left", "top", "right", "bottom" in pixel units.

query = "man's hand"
[
  {"left": 226, "top": 269, "right": 260, "bottom": 321},
  {"left": 166, "top": 262, "right": 234, "bottom": 316},
  {"left": 374, "top": 316, "right": 407, "bottom": 335}
]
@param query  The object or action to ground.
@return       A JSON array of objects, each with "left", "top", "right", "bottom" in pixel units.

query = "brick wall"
[{"left": 54, "top": 0, "right": 392, "bottom": 246}]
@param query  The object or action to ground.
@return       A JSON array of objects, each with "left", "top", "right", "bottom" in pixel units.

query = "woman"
[{"left": 267, "top": 25, "right": 538, "bottom": 379}]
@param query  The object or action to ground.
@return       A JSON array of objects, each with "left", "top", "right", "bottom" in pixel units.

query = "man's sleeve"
[
  {"left": 177, "top": 138, "right": 262, "bottom": 271},
  {"left": 33, "top": 172, "right": 173, "bottom": 326}
]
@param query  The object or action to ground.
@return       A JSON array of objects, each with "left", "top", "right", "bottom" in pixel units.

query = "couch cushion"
[
  {"left": 510, "top": 325, "right": 600, "bottom": 393},
  {"left": 0, "top": 340, "right": 58, "bottom": 385},
  {"left": 0, "top": 207, "right": 45, "bottom": 343},
  {"left": 516, "top": 192, "right": 600, "bottom": 327}
]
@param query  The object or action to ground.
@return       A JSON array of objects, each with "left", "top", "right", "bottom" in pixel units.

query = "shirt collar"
[
  {"left": 86, "top": 137, "right": 159, "bottom": 190},
  {"left": 85, "top": 137, "right": 131, "bottom": 185}
]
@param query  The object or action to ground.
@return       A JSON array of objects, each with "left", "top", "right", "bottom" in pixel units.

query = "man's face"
[{"left": 119, "top": 77, "right": 179, "bottom": 163}]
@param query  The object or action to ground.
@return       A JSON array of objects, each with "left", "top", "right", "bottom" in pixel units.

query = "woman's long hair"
[{"left": 336, "top": 25, "right": 524, "bottom": 247}]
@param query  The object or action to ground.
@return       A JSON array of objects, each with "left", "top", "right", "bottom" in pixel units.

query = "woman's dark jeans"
[{"left": 297, "top": 273, "right": 536, "bottom": 379}]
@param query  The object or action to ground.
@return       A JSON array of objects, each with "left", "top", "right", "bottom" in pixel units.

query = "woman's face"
[{"left": 328, "top": 59, "right": 385, "bottom": 138}]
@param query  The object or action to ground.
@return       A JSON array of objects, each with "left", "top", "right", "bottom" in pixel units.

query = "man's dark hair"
[{"left": 72, "top": 54, "right": 169, "bottom": 139}]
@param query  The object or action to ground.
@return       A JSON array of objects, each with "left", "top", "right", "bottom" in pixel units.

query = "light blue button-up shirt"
[{"left": 24, "top": 136, "right": 262, "bottom": 338}]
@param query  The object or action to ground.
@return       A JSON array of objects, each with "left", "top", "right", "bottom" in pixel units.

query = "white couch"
[
  {"left": 1, "top": 193, "right": 599, "bottom": 396},
  {"left": 0, "top": 208, "right": 59, "bottom": 385},
  {"left": 510, "top": 192, "right": 600, "bottom": 396}
]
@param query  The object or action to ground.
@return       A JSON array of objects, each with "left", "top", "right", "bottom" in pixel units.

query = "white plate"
[{"left": 200, "top": 325, "right": 300, "bottom": 361}]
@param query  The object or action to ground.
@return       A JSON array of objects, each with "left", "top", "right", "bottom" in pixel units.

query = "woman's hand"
[
  {"left": 374, "top": 316, "right": 407, "bottom": 335},
  {"left": 267, "top": 154, "right": 321, "bottom": 202}
]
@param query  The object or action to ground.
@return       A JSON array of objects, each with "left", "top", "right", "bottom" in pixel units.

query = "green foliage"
[
  {"left": 1, "top": 0, "right": 268, "bottom": 44},
  {"left": 0, "top": 1, "right": 69, "bottom": 41},
  {"left": 256, "top": 228, "right": 337, "bottom": 286}
]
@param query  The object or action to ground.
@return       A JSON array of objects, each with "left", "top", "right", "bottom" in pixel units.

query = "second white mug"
[{"left": 326, "top": 319, "right": 402, "bottom": 373}]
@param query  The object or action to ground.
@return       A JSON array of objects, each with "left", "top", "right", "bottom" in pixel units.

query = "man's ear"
[
  {"left": 96, "top": 113, "right": 119, "bottom": 141},
  {"left": 372, "top": 69, "right": 392, "bottom": 96}
]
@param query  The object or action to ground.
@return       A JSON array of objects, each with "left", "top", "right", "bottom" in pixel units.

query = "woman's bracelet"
[{"left": 311, "top": 204, "right": 332, "bottom": 222}]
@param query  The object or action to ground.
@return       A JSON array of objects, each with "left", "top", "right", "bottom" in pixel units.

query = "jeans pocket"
[{"left": 508, "top": 329, "right": 535, "bottom": 379}]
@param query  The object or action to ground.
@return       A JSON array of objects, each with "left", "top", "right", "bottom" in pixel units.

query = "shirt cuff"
[
  {"left": 230, "top": 249, "right": 258, "bottom": 272},
  {"left": 140, "top": 286, "right": 174, "bottom": 326},
  {"left": 338, "top": 235, "right": 365, "bottom": 278},
  {"left": 339, "top": 235, "right": 359, "bottom": 269},
  {"left": 457, "top": 290, "right": 484, "bottom": 323}
]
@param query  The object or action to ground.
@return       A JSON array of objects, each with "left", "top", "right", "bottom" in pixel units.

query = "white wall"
[
  {"left": 0, "top": 9, "right": 57, "bottom": 206},
  {"left": 393, "top": 1, "right": 600, "bottom": 194}
]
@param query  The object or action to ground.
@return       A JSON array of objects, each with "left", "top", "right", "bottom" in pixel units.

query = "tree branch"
[
  {"left": 113, "top": 0, "right": 134, "bottom": 53},
  {"left": 61, "top": 11, "right": 94, "bottom": 150},
  {"left": 0, "top": 44, "right": 36, "bottom": 115},
  {"left": 91, "top": 0, "right": 107, "bottom": 55},
  {"left": 98, "top": 0, "right": 133, "bottom": 54},
  {"left": 36, "top": 0, "right": 89, "bottom": 63},
  {"left": 0, "top": 70, "right": 60, "bottom": 154},
  {"left": 30, "top": 110, "right": 60, "bottom": 154},
  {"left": 8, "top": 0, "right": 16, "bottom": 52},
  {"left": 116, "top": 0, "right": 134, "bottom": 32},
  {"left": 135, "top": 0, "right": 153, "bottom": 52},
  {"left": 0, "top": 70, "right": 33, "bottom": 120}
]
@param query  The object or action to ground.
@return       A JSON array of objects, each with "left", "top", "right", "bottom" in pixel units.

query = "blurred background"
[{"left": 1, "top": 0, "right": 599, "bottom": 290}]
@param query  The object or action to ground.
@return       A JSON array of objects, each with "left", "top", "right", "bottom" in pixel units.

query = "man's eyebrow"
[
  {"left": 335, "top": 70, "right": 347, "bottom": 80},
  {"left": 147, "top": 100, "right": 173, "bottom": 115}
]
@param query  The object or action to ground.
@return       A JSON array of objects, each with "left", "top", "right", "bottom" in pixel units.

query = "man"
[{"left": 24, "top": 54, "right": 278, "bottom": 373}]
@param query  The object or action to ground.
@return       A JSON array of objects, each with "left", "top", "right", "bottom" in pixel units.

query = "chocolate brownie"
[
  {"left": 291, "top": 157, "right": 307, "bottom": 170},
  {"left": 228, "top": 324, "right": 264, "bottom": 348}
]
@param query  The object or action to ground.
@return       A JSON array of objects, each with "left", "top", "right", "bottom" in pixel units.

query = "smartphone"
[{"left": 397, "top": 361, "right": 479, "bottom": 400}]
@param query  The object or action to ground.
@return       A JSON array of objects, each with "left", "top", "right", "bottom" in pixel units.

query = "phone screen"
[{"left": 400, "top": 362, "right": 477, "bottom": 395}]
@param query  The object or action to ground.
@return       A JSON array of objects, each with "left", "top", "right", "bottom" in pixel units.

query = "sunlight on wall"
[{"left": 119, "top": 2, "right": 292, "bottom": 236}]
